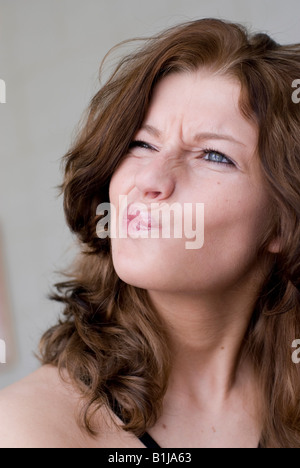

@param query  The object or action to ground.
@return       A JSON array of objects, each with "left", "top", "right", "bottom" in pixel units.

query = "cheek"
[
  {"left": 109, "top": 170, "right": 125, "bottom": 204},
  {"left": 199, "top": 183, "right": 270, "bottom": 275},
  {"left": 109, "top": 159, "right": 137, "bottom": 204},
  {"left": 214, "top": 185, "right": 268, "bottom": 242},
  {"left": 185, "top": 173, "right": 269, "bottom": 251},
  {"left": 205, "top": 195, "right": 262, "bottom": 242}
]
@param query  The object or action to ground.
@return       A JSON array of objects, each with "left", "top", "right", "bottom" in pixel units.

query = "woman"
[{"left": 1, "top": 18, "right": 300, "bottom": 448}]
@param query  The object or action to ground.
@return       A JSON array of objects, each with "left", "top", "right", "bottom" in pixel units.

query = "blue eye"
[{"left": 202, "top": 149, "right": 234, "bottom": 166}]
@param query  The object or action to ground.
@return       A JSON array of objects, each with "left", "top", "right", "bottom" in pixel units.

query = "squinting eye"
[
  {"left": 202, "top": 149, "right": 234, "bottom": 166},
  {"left": 129, "top": 140, "right": 154, "bottom": 150}
]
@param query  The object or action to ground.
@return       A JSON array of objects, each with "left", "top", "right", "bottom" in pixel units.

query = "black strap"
[
  {"left": 139, "top": 431, "right": 162, "bottom": 449},
  {"left": 111, "top": 401, "right": 161, "bottom": 448}
]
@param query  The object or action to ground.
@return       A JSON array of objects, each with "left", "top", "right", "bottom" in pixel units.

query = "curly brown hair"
[{"left": 40, "top": 18, "right": 300, "bottom": 448}]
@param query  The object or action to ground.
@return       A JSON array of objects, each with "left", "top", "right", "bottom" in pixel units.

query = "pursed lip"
[{"left": 123, "top": 203, "right": 160, "bottom": 234}]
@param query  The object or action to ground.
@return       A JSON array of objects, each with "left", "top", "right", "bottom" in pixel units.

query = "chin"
[{"left": 114, "top": 264, "right": 157, "bottom": 289}]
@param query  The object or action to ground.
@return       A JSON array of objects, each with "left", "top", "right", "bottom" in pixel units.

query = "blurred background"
[{"left": 0, "top": 0, "right": 300, "bottom": 388}]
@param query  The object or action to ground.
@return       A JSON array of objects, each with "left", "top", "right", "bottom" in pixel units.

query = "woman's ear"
[{"left": 267, "top": 236, "right": 281, "bottom": 254}]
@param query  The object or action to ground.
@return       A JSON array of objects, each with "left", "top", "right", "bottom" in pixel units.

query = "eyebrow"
[{"left": 140, "top": 124, "right": 246, "bottom": 147}]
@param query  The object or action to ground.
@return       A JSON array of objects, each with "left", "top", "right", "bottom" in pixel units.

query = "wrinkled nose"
[{"left": 134, "top": 156, "right": 176, "bottom": 202}]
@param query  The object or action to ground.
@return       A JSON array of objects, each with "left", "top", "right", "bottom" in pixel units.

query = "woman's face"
[{"left": 109, "top": 71, "right": 273, "bottom": 294}]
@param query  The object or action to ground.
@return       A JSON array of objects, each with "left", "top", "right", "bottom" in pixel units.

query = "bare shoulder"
[
  {"left": 0, "top": 365, "right": 88, "bottom": 448},
  {"left": 0, "top": 365, "right": 143, "bottom": 448}
]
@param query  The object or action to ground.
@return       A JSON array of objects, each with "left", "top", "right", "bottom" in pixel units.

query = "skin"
[{"left": 0, "top": 71, "right": 278, "bottom": 448}]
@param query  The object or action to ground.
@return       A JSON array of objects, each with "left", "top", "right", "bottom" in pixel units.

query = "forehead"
[{"left": 144, "top": 71, "right": 258, "bottom": 147}]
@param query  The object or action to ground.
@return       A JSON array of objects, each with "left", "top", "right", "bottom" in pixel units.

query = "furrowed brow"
[
  {"left": 193, "top": 132, "right": 246, "bottom": 147},
  {"left": 139, "top": 126, "right": 246, "bottom": 148},
  {"left": 139, "top": 124, "right": 162, "bottom": 139}
]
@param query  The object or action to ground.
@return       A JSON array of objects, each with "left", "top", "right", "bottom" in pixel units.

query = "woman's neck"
[{"left": 147, "top": 273, "right": 262, "bottom": 405}]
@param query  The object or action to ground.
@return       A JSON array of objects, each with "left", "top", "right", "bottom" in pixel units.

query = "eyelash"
[
  {"left": 201, "top": 148, "right": 234, "bottom": 166},
  {"left": 129, "top": 140, "right": 155, "bottom": 150},
  {"left": 129, "top": 141, "right": 234, "bottom": 166}
]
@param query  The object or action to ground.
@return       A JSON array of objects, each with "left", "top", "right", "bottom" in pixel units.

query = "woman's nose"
[{"left": 134, "top": 156, "right": 176, "bottom": 202}]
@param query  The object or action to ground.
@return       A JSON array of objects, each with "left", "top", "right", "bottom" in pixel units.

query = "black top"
[{"left": 112, "top": 404, "right": 261, "bottom": 448}]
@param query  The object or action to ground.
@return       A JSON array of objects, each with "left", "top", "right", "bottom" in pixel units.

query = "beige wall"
[{"left": 0, "top": 0, "right": 300, "bottom": 388}]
